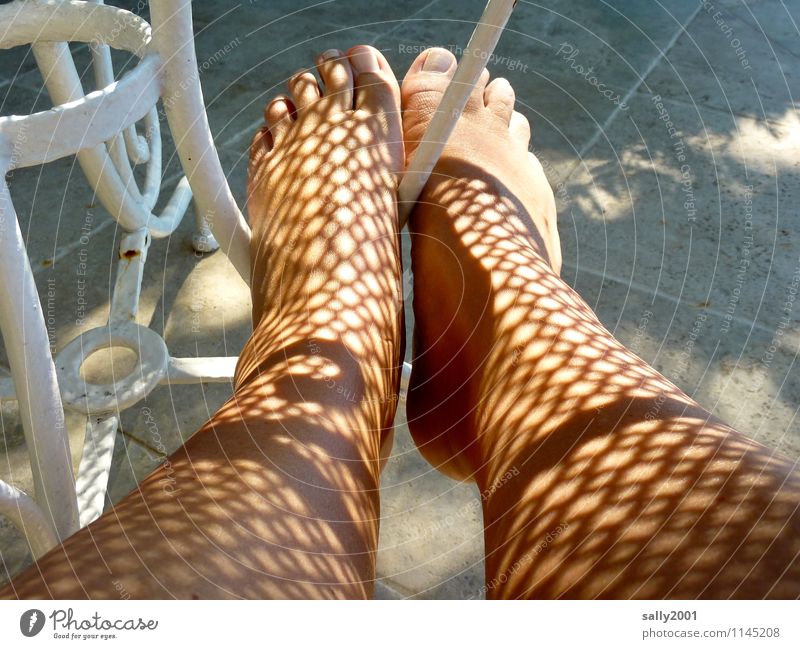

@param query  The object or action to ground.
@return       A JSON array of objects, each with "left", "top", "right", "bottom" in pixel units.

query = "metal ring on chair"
[{"left": 56, "top": 323, "right": 169, "bottom": 415}]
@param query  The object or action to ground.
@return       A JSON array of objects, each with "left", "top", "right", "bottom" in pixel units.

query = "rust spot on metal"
[{"left": 121, "top": 249, "right": 140, "bottom": 260}]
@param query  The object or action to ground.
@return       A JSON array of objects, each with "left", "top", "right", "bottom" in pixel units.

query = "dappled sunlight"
[
  {"left": 695, "top": 106, "right": 800, "bottom": 172},
  {"left": 1, "top": 48, "right": 406, "bottom": 600},
  {"left": 406, "top": 157, "right": 800, "bottom": 599},
  {"left": 161, "top": 252, "right": 252, "bottom": 355}
]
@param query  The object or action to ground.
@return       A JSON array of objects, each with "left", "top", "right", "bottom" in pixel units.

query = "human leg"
[
  {"left": 402, "top": 48, "right": 800, "bottom": 599},
  {"left": 1, "top": 46, "right": 404, "bottom": 600}
]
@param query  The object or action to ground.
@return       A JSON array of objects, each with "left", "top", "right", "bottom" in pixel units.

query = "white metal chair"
[{"left": 0, "top": 0, "right": 513, "bottom": 572}]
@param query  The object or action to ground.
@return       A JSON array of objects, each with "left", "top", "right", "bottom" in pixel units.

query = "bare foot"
[
  {"left": 401, "top": 51, "right": 800, "bottom": 601},
  {"left": 0, "top": 47, "right": 408, "bottom": 601},
  {"left": 401, "top": 48, "right": 562, "bottom": 479},
  {"left": 402, "top": 47, "right": 561, "bottom": 272},
  {"left": 240, "top": 44, "right": 409, "bottom": 465},
  {"left": 245, "top": 45, "right": 403, "bottom": 330}
]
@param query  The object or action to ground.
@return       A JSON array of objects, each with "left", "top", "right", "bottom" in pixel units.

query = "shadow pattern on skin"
[
  {"left": 407, "top": 161, "right": 800, "bottom": 599},
  {"left": 0, "top": 49, "right": 405, "bottom": 600}
]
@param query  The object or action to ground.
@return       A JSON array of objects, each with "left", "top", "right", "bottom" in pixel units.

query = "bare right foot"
[
  {"left": 401, "top": 49, "right": 800, "bottom": 600},
  {"left": 402, "top": 48, "right": 562, "bottom": 480}
]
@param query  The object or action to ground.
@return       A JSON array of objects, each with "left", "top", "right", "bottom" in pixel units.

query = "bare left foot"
[{"left": 0, "top": 46, "right": 407, "bottom": 601}]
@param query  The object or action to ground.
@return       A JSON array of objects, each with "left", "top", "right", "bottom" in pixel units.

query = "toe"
[
  {"left": 466, "top": 68, "right": 491, "bottom": 111},
  {"left": 509, "top": 110, "right": 531, "bottom": 148},
  {"left": 264, "top": 95, "right": 295, "bottom": 143},
  {"left": 288, "top": 69, "right": 322, "bottom": 110},
  {"left": 348, "top": 45, "right": 401, "bottom": 114},
  {"left": 316, "top": 48, "right": 354, "bottom": 110},
  {"left": 484, "top": 77, "right": 515, "bottom": 122},
  {"left": 401, "top": 47, "right": 457, "bottom": 104},
  {"left": 406, "top": 46, "right": 457, "bottom": 76},
  {"left": 248, "top": 125, "right": 272, "bottom": 180},
  {"left": 400, "top": 48, "right": 458, "bottom": 147}
]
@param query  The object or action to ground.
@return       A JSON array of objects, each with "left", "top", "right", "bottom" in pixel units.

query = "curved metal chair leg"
[
  {"left": 0, "top": 479, "right": 59, "bottom": 559},
  {"left": 0, "top": 172, "right": 79, "bottom": 543},
  {"left": 150, "top": 0, "right": 252, "bottom": 285},
  {"left": 75, "top": 416, "right": 118, "bottom": 528}
]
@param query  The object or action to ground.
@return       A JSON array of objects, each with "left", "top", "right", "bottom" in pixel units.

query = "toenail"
[
  {"left": 290, "top": 69, "right": 310, "bottom": 83},
  {"left": 320, "top": 48, "right": 341, "bottom": 62},
  {"left": 422, "top": 49, "right": 453, "bottom": 73},
  {"left": 350, "top": 47, "right": 380, "bottom": 74}
]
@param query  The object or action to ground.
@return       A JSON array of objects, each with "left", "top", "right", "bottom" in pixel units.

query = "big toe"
[
  {"left": 347, "top": 45, "right": 401, "bottom": 115},
  {"left": 400, "top": 48, "right": 457, "bottom": 146}
]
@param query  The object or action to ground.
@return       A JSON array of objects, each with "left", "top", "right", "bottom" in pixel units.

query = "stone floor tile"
[
  {"left": 560, "top": 91, "right": 800, "bottom": 337},
  {"left": 376, "top": 407, "right": 486, "bottom": 599},
  {"left": 644, "top": 0, "right": 800, "bottom": 120},
  {"left": 569, "top": 271, "right": 800, "bottom": 459}
]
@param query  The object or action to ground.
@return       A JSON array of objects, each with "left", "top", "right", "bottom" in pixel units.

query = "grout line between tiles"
[
  {"left": 119, "top": 428, "right": 166, "bottom": 459},
  {"left": 632, "top": 84, "right": 785, "bottom": 129},
  {"left": 364, "top": 0, "right": 443, "bottom": 43},
  {"left": 31, "top": 216, "right": 116, "bottom": 277},
  {"left": 373, "top": 575, "right": 416, "bottom": 599},
  {"left": 563, "top": 2, "right": 706, "bottom": 181},
  {"left": 218, "top": 116, "right": 267, "bottom": 150}
]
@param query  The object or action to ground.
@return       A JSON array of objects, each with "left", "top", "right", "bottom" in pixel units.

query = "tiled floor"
[{"left": 1, "top": 0, "right": 798, "bottom": 598}]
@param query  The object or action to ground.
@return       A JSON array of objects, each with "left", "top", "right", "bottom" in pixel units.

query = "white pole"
[
  {"left": 397, "top": 0, "right": 516, "bottom": 228},
  {"left": 149, "top": 0, "right": 253, "bottom": 285},
  {"left": 0, "top": 163, "right": 79, "bottom": 540},
  {"left": 0, "top": 479, "right": 59, "bottom": 559}
]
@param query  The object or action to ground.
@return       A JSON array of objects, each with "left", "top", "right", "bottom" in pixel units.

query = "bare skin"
[
  {"left": 2, "top": 45, "right": 799, "bottom": 600},
  {"left": 0, "top": 45, "right": 404, "bottom": 599},
  {"left": 401, "top": 48, "right": 800, "bottom": 598}
]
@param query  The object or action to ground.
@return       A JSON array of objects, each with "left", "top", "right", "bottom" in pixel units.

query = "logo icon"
[{"left": 20, "top": 609, "right": 45, "bottom": 637}]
